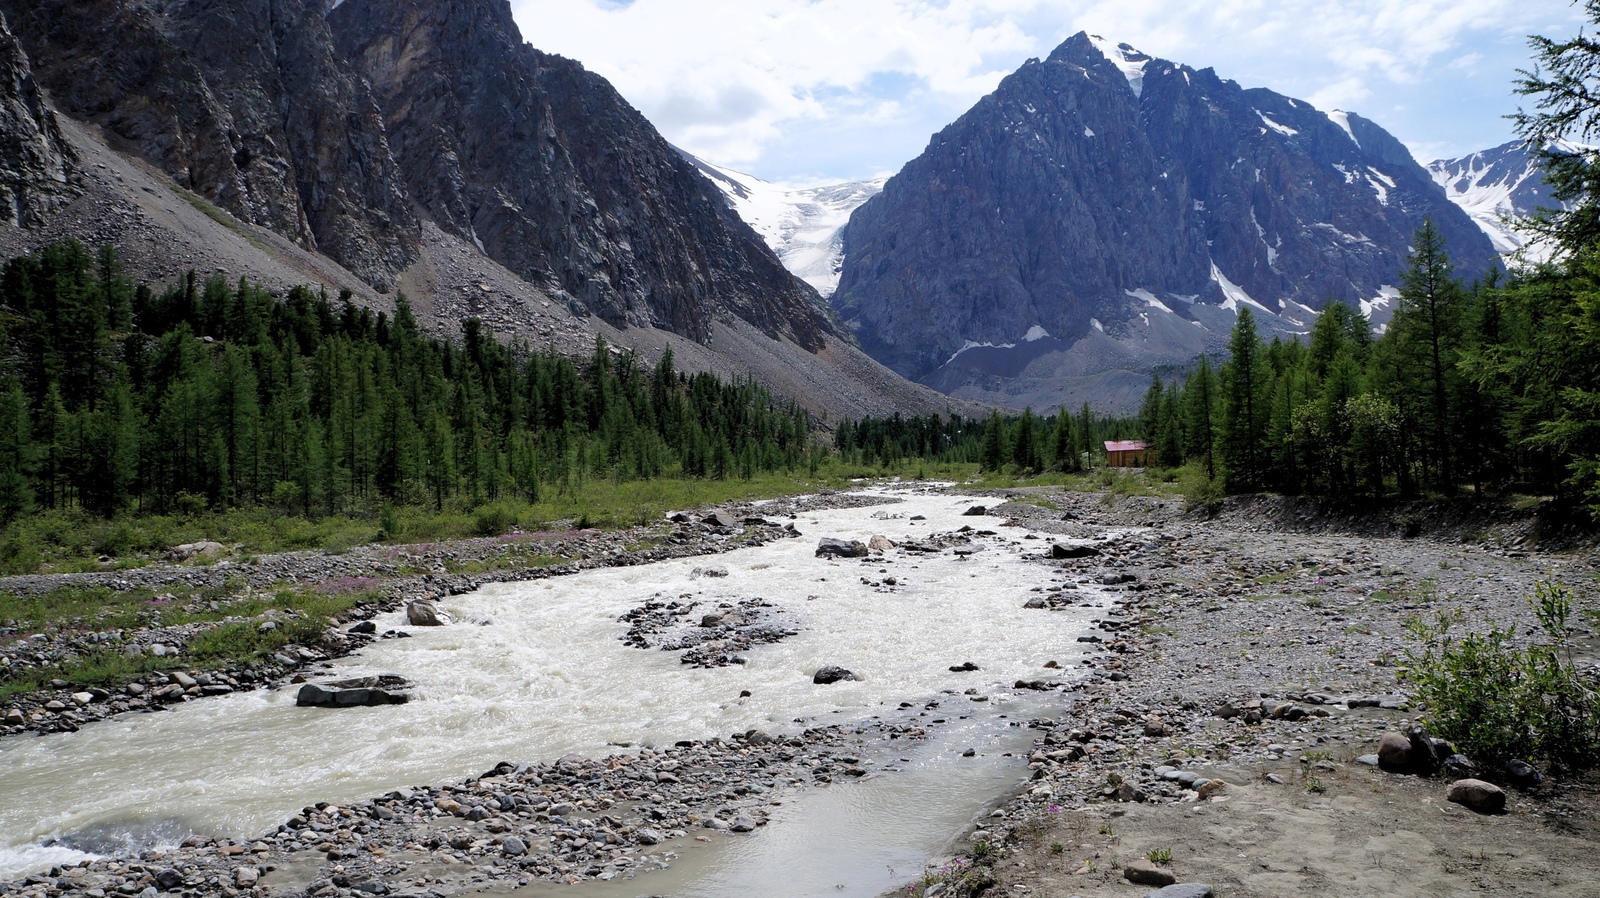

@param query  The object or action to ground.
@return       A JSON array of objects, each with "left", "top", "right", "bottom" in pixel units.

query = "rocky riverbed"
[
  {"left": 0, "top": 493, "right": 890, "bottom": 739},
  {"left": 2, "top": 483, "right": 1598, "bottom": 898},
  {"left": 913, "top": 487, "right": 1600, "bottom": 898}
]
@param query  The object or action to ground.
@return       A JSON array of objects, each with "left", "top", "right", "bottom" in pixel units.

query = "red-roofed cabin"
[{"left": 1104, "top": 440, "right": 1156, "bottom": 468}]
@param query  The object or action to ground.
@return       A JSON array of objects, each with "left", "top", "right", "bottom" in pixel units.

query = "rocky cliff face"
[
  {"left": 0, "top": 0, "right": 419, "bottom": 288},
  {"left": 0, "top": 13, "right": 75, "bottom": 227},
  {"left": 327, "top": 0, "right": 831, "bottom": 348},
  {"left": 0, "top": 0, "right": 831, "bottom": 351},
  {"left": 833, "top": 33, "right": 1499, "bottom": 394}
]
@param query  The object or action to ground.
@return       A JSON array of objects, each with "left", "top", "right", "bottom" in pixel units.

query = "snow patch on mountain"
[
  {"left": 1326, "top": 110, "right": 1359, "bottom": 148},
  {"left": 1086, "top": 35, "right": 1151, "bottom": 98},
  {"left": 1427, "top": 139, "right": 1595, "bottom": 263},
  {"left": 681, "top": 152, "right": 885, "bottom": 296},
  {"left": 1210, "top": 262, "right": 1272, "bottom": 314}
]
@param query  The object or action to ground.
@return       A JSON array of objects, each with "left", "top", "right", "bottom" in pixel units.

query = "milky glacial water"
[{"left": 0, "top": 487, "right": 1110, "bottom": 886}]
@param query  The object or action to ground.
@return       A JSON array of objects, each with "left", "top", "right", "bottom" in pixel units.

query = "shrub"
[
  {"left": 473, "top": 502, "right": 518, "bottom": 537},
  {"left": 1403, "top": 582, "right": 1600, "bottom": 771},
  {"left": 0, "top": 530, "right": 40, "bottom": 575},
  {"left": 1177, "top": 462, "right": 1224, "bottom": 512}
]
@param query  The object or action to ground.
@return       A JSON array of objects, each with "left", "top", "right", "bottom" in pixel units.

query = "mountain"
[
  {"left": 0, "top": 0, "right": 962, "bottom": 420},
  {"left": 0, "top": 15, "right": 76, "bottom": 227},
  {"left": 1428, "top": 139, "right": 1576, "bottom": 261},
  {"left": 682, "top": 154, "right": 885, "bottom": 297},
  {"left": 832, "top": 33, "right": 1499, "bottom": 412}
]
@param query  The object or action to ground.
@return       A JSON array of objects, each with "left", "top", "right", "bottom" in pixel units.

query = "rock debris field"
[{"left": 1, "top": 485, "right": 1598, "bottom": 898}]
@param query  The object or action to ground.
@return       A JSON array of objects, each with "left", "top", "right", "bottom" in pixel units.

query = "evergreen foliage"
[{"left": 0, "top": 242, "right": 813, "bottom": 525}]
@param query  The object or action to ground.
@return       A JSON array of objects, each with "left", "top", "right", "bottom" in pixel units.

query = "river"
[{"left": 0, "top": 485, "right": 1111, "bottom": 893}]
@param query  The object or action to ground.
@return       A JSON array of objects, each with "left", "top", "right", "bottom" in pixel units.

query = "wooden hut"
[{"left": 1103, "top": 440, "right": 1156, "bottom": 468}]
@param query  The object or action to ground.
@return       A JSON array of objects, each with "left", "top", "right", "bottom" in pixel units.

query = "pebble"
[{"left": 1123, "top": 858, "right": 1177, "bottom": 886}]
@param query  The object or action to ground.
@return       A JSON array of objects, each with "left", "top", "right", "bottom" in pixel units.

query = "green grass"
[
  {"left": 0, "top": 471, "right": 848, "bottom": 575},
  {"left": 0, "top": 586, "right": 375, "bottom": 700}
]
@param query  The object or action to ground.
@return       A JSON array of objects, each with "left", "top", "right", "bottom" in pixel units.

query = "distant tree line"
[
  {"left": 838, "top": 405, "right": 1140, "bottom": 473},
  {"left": 0, "top": 241, "right": 815, "bottom": 523}
]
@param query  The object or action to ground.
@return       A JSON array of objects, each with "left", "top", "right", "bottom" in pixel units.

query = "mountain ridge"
[
  {"left": 830, "top": 31, "right": 1499, "bottom": 411},
  {"left": 680, "top": 153, "right": 884, "bottom": 297},
  {"left": 0, "top": 0, "right": 968, "bottom": 422}
]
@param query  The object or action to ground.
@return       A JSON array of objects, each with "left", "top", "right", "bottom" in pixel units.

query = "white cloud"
[{"left": 510, "top": 0, "right": 1586, "bottom": 181}]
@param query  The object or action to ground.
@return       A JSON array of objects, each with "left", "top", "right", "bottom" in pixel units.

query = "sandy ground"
[{"left": 964, "top": 487, "right": 1600, "bottom": 898}]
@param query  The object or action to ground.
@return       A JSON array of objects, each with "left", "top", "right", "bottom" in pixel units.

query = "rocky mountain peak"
[
  {"left": 328, "top": 0, "right": 834, "bottom": 348},
  {"left": 832, "top": 32, "right": 1498, "bottom": 411}
]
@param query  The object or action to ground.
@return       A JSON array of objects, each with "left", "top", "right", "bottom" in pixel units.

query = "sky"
[{"left": 508, "top": 0, "right": 1589, "bottom": 187}]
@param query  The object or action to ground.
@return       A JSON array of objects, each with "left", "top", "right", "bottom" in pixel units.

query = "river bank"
[
  {"left": 2, "top": 481, "right": 1597, "bottom": 898},
  {"left": 936, "top": 487, "right": 1600, "bottom": 898}
]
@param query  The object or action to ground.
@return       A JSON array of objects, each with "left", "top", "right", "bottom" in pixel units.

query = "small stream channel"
[{"left": 0, "top": 486, "right": 1115, "bottom": 892}]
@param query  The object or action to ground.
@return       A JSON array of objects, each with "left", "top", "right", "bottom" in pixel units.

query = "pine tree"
[
  {"left": 0, "top": 384, "right": 33, "bottom": 522},
  {"left": 1138, "top": 374, "right": 1164, "bottom": 440},
  {"left": 1011, "top": 408, "right": 1040, "bottom": 470},
  {"left": 1078, "top": 403, "right": 1096, "bottom": 468},
  {"left": 1050, "top": 409, "right": 1077, "bottom": 471},
  {"left": 1185, "top": 355, "right": 1220, "bottom": 481},
  {"left": 1391, "top": 219, "right": 1467, "bottom": 490},
  {"left": 1221, "top": 308, "right": 1269, "bottom": 490},
  {"left": 980, "top": 412, "right": 1007, "bottom": 471}
]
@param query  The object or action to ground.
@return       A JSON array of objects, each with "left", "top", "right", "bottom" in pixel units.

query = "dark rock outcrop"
[
  {"left": 296, "top": 675, "right": 411, "bottom": 708},
  {"left": 0, "top": 12, "right": 76, "bottom": 226},
  {"left": 0, "top": 0, "right": 419, "bottom": 289},
  {"left": 812, "top": 666, "right": 856, "bottom": 685},
  {"left": 815, "top": 537, "right": 868, "bottom": 559},
  {"left": 833, "top": 32, "right": 1498, "bottom": 398},
  {"left": 327, "top": 0, "right": 833, "bottom": 348}
]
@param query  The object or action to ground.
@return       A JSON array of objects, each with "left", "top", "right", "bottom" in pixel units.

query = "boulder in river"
[
  {"left": 813, "top": 666, "right": 857, "bottom": 684},
  {"left": 816, "top": 537, "right": 868, "bottom": 558},
  {"left": 407, "top": 600, "right": 449, "bottom": 626},
  {"left": 962, "top": 505, "right": 987, "bottom": 516},
  {"left": 1050, "top": 542, "right": 1100, "bottom": 559},
  {"left": 297, "top": 675, "right": 411, "bottom": 708}
]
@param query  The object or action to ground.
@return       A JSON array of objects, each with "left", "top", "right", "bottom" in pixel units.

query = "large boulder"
[
  {"left": 296, "top": 675, "right": 411, "bottom": 708},
  {"left": 1050, "top": 542, "right": 1100, "bottom": 559},
  {"left": 815, "top": 537, "right": 868, "bottom": 559},
  {"left": 812, "top": 666, "right": 857, "bottom": 685},
  {"left": 406, "top": 600, "right": 449, "bottom": 626},
  {"left": 1123, "top": 858, "right": 1176, "bottom": 886},
  {"left": 1446, "top": 778, "right": 1506, "bottom": 814},
  {"left": 170, "top": 541, "right": 225, "bottom": 561},
  {"left": 1376, "top": 732, "right": 1412, "bottom": 771},
  {"left": 1144, "top": 886, "right": 1214, "bottom": 898}
]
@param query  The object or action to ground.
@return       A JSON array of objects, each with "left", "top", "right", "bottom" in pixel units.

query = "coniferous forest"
[{"left": 0, "top": 241, "right": 815, "bottom": 531}]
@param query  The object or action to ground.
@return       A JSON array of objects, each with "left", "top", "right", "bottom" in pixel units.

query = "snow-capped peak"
[
  {"left": 681, "top": 152, "right": 886, "bottom": 296},
  {"left": 1427, "top": 139, "right": 1588, "bottom": 262},
  {"left": 1086, "top": 34, "right": 1151, "bottom": 98}
]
